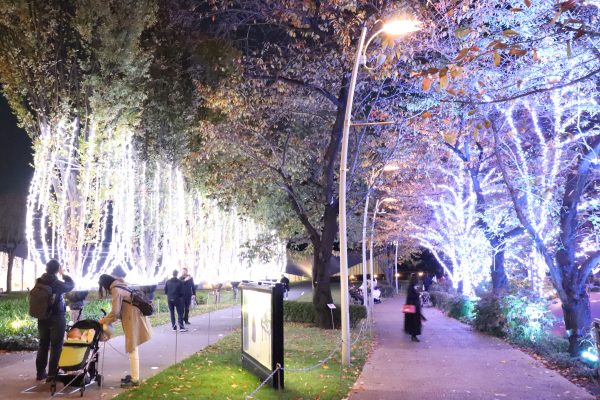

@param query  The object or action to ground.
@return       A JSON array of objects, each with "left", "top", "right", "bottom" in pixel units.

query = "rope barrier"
[
  {"left": 105, "top": 339, "right": 129, "bottom": 357},
  {"left": 244, "top": 364, "right": 282, "bottom": 399}
]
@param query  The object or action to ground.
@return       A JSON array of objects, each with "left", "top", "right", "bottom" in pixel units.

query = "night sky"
[{"left": 0, "top": 94, "right": 33, "bottom": 194}]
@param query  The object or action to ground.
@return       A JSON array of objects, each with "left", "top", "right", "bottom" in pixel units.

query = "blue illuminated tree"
[{"left": 397, "top": 0, "right": 599, "bottom": 353}]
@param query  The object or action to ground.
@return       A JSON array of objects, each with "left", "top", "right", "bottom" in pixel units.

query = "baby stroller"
[
  {"left": 50, "top": 319, "right": 104, "bottom": 397},
  {"left": 420, "top": 291, "right": 431, "bottom": 307}
]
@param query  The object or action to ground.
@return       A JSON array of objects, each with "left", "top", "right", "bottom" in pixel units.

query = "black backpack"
[
  {"left": 115, "top": 285, "right": 154, "bottom": 316},
  {"left": 28, "top": 281, "right": 56, "bottom": 320}
]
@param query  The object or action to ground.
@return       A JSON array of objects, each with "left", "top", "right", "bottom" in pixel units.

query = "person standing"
[
  {"left": 65, "top": 290, "right": 88, "bottom": 323},
  {"left": 165, "top": 270, "right": 186, "bottom": 331},
  {"left": 213, "top": 283, "right": 222, "bottom": 304},
  {"left": 280, "top": 274, "right": 290, "bottom": 299},
  {"left": 180, "top": 268, "right": 196, "bottom": 325},
  {"left": 98, "top": 274, "right": 152, "bottom": 388},
  {"left": 34, "top": 259, "right": 75, "bottom": 381},
  {"left": 404, "top": 274, "right": 426, "bottom": 342}
]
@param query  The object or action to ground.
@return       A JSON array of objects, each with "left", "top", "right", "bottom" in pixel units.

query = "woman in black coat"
[{"left": 404, "top": 274, "right": 426, "bottom": 342}]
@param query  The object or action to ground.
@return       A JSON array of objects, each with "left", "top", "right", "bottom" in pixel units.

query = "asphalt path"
[{"left": 348, "top": 296, "right": 593, "bottom": 400}]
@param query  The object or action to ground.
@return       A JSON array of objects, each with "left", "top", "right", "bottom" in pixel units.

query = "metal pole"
[
  {"left": 339, "top": 25, "right": 367, "bottom": 367},
  {"left": 369, "top": 199, "right": 380, "bottom": 313},
  {"left": 330, "top": 309, "right": 335, "bottom": 330},
  {"left": 174, "top": 324, "right": 179, "bottom": 363},
  {"left": 361, "top": 190, "right": 371, "bottom": 319},
  {"left": 207, "top": 310, "right": 211, "bottom": 345},
  {"left": 394, "top": 240, "right": 399, "bottom": 295}
]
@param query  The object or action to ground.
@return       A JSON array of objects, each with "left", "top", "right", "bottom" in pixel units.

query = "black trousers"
[
  {"left": 36, "top": 314, "right": 66, "bottom": 377},
  {"left": 168, "top": 298, "right": 184, "bottom": 329},
  {"left": 183, "top": 295, "right": 192, "bottom": 323}
]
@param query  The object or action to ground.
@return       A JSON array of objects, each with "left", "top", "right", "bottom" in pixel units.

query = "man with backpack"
[{"left": 31, "top": 259, "right": 75, "bottom": 381}]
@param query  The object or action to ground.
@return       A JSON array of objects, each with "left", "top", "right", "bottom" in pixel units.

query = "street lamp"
[
  {"left": 369, "top": 197, "right": 398, "bottom": 311},
  {"left": 361, "top": 164, "right": 399, "bottom": 322},
  {"left": 338, "top": 18, "right": 420, "bottom": 367},
  {"left": 394, "top": 240, "right": 399, "bottom": 294}
]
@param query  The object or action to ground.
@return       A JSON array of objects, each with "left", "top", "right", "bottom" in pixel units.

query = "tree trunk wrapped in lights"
[{"left": 493, "top": 86, "right": 599, "bottom": 354}]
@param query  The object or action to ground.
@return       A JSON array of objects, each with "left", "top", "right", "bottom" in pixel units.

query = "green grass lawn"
[
  {"left": 295, "top": 284, "right": 341, "bottom": 303},
  {"left": 113, "top": 322, "right": 372, "bottom": 400}
]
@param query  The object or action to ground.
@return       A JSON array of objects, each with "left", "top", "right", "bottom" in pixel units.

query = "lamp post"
[
  {"left": 361, "top": 165, "right": 399, "bottom": 321},
  {"left": 368, "top": 197, "right": 398, "bottom": 311},
  {"left": 338, "top": 18, "right": 420, "bottom": 367},
  {"left": 394, "top": 239, "right": 399, "bottom": 294}
]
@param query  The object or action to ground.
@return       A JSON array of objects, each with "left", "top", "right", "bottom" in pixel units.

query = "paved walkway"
[
  {"left": 348, "top": 296, "right": 594, "bottom": 400},
  {"left": 0, "top": 305, "right": 240, "bottom": 399}
]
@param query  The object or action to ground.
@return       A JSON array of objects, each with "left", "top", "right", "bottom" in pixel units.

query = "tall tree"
[
  {"left": 0, "top": 0, "right": 157, "bottom": 277},
  {"left": 186, "top": 0, "right": 418, "bottom": 327},
  {"left": 0, "top": 194, "right": 27, "bottom": 293},
  {"left": 396, "top": 0, "right": 600, "bottom": 352},
  {"left": 492, "top": 88, "right": 599, "bottom": 354}
]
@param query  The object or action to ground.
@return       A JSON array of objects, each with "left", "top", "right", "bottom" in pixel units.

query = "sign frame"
[{"left": 240, "top": 282, "right": 284, "bottom": 389}]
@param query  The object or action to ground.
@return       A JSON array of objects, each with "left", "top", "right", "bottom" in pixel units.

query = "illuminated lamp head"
[{"left": 382, "top": 19, "right": 422, "bottom": 36}]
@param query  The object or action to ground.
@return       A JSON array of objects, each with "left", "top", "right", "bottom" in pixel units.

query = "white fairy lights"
[{"left": 26, "top": 121, "right": 284, "bottom": 289}]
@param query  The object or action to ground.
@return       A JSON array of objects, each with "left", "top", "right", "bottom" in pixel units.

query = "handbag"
[{"left": 402, "top": 304, "right": 416, "bottom": 314}]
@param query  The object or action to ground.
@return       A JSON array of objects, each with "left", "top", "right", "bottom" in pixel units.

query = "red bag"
[{"left": 402, "top": 304, "right": 416, "bottom": 314}]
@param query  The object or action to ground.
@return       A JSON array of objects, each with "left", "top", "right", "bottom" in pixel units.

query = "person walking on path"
[
  {"left": 165, "top": 270, "right": 186, "bottom": 331},
  {"left": 280, "top": 274, "right": 290, "bottom": 299},
  {"left": 98, "top": 274, "right": 153, "bottom": 388},
  {"left": 180, "top": 268, "right": 196, "bottom": 325},
  {"left": 34, "top": 259, "right": 75, "bottom": 381},
  {"left": 404, "top": 274, "right": 426, "bottom": 342}
]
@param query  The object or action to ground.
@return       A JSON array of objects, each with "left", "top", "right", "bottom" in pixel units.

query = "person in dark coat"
[
  {"left": 404, "top": 274, "right": 426, "bottom": 342},
  {"left": 280, "top": 274, "right": 290, "bottom": 299},
  {"left": 180, "top": 268, "right": 196, "bottom": 325},
  {"left": 164, "top": 270, "right": 186, "bottom": 332},
  {"left": 35, "top": 259, "right": 75, "bottom": 381}
]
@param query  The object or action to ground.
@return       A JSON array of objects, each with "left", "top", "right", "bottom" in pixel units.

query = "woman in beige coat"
[{"left": 98, "top": 274, "right": 152, "bottom": 388}]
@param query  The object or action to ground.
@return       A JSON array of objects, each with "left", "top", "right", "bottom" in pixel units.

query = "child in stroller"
[{"left": 50, "top": 319, "right": 104, "bottom": 396}]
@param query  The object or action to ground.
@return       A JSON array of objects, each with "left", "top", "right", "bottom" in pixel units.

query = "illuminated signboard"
[{"left": 241, "top": 282, "right": 284, "bottom": 389}]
